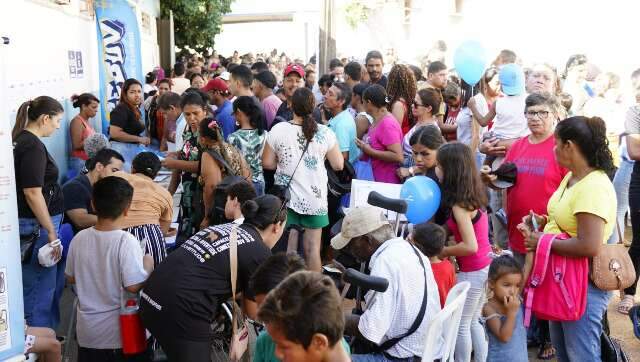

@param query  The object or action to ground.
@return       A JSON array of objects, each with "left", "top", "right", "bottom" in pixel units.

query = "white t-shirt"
[
  {"left": 171, "top": 77, "right": 191, "bottom": 95},
  {"left": 174, "top": 113, "right": 187, "bottom": 151},
  {"left": 402, "top": 122, "right": 440, "bottom": 160},
  {"left": 65, "top": 228, "right": 148, "bottom": 349},
  {"left": 492, "top": 94, "right": 529, "bottom": 140},
  {"left": 267, "top": 122, "right": 337, "bottom": 215},
  {"left": 455, "top": 107, "right": 474, "bottom": 146},
  {"left": 359, "top": 238, "right": 442, "bottom": 358}
]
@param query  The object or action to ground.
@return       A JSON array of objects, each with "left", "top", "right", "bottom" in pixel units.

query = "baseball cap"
[
  {"left": 254, "top": 70, "right": 277, "bottom": 89},
  {"left": 201, "top": 78, "right": 228, "bottom": 93},
  {"left": 499, "top": 63, "right": 525, "bottom": 96},
  {"left": 219, "top": 71, "right": 231, "bottom": 81},
  {"left": 284, "top": 63, "right": 305, "bottom": 78},
  {"left": 330, "top": 207, "right": 390, "bottom": 250}
]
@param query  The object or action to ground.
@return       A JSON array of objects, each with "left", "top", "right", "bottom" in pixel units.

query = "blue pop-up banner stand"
[{"left": 95, "top": 0, "right": 144, "bottom": 135}]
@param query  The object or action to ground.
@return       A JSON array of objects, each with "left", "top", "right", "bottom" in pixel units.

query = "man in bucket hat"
[{"left": 333, "top": 207, "right": 441, "bottom": 361}]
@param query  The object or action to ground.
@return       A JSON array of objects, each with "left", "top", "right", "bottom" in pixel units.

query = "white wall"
[{"left": 0, "top": 0, "right": 160, "bottom": 180}]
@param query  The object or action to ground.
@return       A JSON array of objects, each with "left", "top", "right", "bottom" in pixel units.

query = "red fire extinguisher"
[{"left": 120, "top": 298, "right": 147, "bottom": 355}]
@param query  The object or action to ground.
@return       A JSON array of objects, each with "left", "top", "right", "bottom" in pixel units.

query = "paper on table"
[{"left": 349, "top": 179, "right": 406, "bottom": 221}]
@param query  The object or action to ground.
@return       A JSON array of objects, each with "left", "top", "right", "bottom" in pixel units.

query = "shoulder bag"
[
  {"left": 590, "top": 221, "right": 636, "bottom": 291},
  {"left": 228, "top": 226, "right": 249, "bottom": 361},
  {"left": 267, "top": 140, "right": 310, "bottom": 203}
]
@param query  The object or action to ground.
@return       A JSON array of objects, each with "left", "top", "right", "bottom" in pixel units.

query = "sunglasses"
[{"left": 413, "top": 103, "right": 426, "bottom": 108}]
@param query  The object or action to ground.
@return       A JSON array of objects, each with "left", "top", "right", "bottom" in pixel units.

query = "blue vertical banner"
[{"left": 95, "top": 0, "right": 144, "bottom": 135}]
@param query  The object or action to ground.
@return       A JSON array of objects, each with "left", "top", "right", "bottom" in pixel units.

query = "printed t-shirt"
[
  {"left": 139, "top": 223, "right": 271, "bottom": 340},
  {"left": 228, "top": 129, "right": 267, "bottom": 183},
  {"left": 267, "top": 122, "right": 337, "bottom": 215},
  {"left": 365, "top": 114, "right": 403, "bottom": 184},
  {"left": 544, "top": 171, "right": 616, "bottom": 243},
  {"left": 503, "top": 135, "right": 567, "bottom": 253}
]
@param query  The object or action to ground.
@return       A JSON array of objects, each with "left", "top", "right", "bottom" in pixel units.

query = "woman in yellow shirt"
[{"left": 520, "top": 116, "right": 616, "bottom": 362}]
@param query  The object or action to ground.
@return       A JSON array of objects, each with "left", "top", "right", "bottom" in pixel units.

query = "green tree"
[{"left": 161, "top": 0, "right": 233, "bottom": 55}]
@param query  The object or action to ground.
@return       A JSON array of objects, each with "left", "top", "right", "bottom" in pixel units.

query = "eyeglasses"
[
  {"left": 413, "top": 103, "right": 426, "bottom": 108},
  {"left": 524, "top": 110, "right": 550, "bottom": 119}
]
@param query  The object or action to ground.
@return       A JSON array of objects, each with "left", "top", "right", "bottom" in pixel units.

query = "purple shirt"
[
  {"left": 365, "top": 114, "right": 402, "bottom": 184},
  {"left": 262, "top": 94, "right": 283, "bottom": 129}
]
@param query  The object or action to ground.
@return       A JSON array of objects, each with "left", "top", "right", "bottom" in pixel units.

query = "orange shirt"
[{"left": 114, "top": 172, "right": 173, "bottom": 229}]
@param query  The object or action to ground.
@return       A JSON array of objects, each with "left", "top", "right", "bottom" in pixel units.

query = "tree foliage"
[{"left": 161, "top": 0, "right": 233, "bottom": 55}]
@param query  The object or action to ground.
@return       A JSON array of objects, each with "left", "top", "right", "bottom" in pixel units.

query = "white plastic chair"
[{"left": 422, "top": 281, "right": 470, "bottom": 362}]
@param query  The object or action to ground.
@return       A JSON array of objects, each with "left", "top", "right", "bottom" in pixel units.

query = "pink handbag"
[{"left": 524, "top": 233, "right": 589, "bottom": 327}]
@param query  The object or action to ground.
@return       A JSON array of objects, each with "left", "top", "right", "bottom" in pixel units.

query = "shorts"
[{"left": 286, "top": 209, "right": 329, "bottom": 229}]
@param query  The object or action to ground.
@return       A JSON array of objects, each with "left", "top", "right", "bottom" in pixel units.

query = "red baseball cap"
[
  {"left": 284, "top": 63, "right": 305, "bottom": 78},
  {"left": 201, "top": 78, "right": 228, "bottom": 93}
]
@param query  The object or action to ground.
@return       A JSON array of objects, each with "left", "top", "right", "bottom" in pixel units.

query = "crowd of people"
[{"left": 12, "top": 44, "right": 640, "bottom": 362}]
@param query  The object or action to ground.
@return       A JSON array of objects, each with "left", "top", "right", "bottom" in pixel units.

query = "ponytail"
[
  {"left": 555, "top": 116, "right": 615, "bottom": 175},
  {"left": 12, "top": 96, "right": 63, "bottom": 140},
  {"left": 585, "top": 116, "right": 615, "bottom": 174},
  {"left": 291, "top": 87, "right": 317, "bottom": 142}
]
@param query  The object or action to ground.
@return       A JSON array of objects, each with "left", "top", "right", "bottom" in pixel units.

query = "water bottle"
[{"left": 119, "top": 298, "right": 147, "bottom": 355}]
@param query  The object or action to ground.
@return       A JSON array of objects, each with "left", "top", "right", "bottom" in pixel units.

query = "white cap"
[{"left": 330, "top": 207, "right": 390, "bottom": 250}]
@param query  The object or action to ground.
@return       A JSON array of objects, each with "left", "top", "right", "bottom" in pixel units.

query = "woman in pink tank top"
[
  {"left": 69, "top": 93, "right": 98, "bottom": 173},
  {"left": 436, "top": 142, "right": 491, "bottom": 362}
]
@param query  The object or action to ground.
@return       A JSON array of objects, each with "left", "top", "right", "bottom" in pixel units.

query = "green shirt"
[{"left": 253, "top": 331, "right": 351, "bottom": 362}]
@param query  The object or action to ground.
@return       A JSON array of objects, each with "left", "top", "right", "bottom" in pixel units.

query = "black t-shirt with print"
[
  {"left": 13, "top": 130, "right": 64, "bottom": 219},
  {"left": 109, "top": 103, "right": 145, "bottom": 139},
  {"left": 139, "top": 222, "right": 271, "bottom": 340}
]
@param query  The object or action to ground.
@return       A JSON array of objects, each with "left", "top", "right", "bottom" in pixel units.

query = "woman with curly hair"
[{"left": 386, "top": 64, "right": 417, "bottom": 135}]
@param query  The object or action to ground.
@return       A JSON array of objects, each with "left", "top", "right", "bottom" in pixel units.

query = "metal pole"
[{"left": 319, "top": 0, "right": 336, "bottom": 75}]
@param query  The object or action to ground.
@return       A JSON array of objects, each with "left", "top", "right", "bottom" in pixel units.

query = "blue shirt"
[
  {"left": 215, "top": 100, "right": 236, "bottom": 140},
  {"left": 328, "top": 109, "right": 359, "bottom": 164}
]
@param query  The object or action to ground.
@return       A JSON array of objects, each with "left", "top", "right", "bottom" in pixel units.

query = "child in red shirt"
[{"left": 410, "top": 222, "right": 456, "bottom": 307}]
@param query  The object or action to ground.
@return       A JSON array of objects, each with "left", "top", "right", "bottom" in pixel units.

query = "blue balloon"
[
  {"left": 400, "top": 176, "right": 441, "bottom": 224},
  {"left": 453, "top": 40, "right": 487, "bottom": 86}
]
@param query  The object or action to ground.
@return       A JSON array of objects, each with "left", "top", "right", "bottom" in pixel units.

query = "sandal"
[
  {"left": 618, "top": 295, "right": 635, "bottom": 315},
  {"left": 537, "top": 342, "right": 556, "bottom": 360}
]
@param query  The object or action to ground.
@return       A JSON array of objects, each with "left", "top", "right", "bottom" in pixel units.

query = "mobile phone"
[{"left": 531, "top": 216, "right": 539, "bottom": 232}]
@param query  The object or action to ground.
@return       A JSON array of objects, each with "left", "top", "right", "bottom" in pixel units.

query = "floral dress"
[
  {"left": 266, "top": 122, "right": 336, "bottom": 215},
  {"left": 177, "top": 128, "right": 200, "bottom": 239}
]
